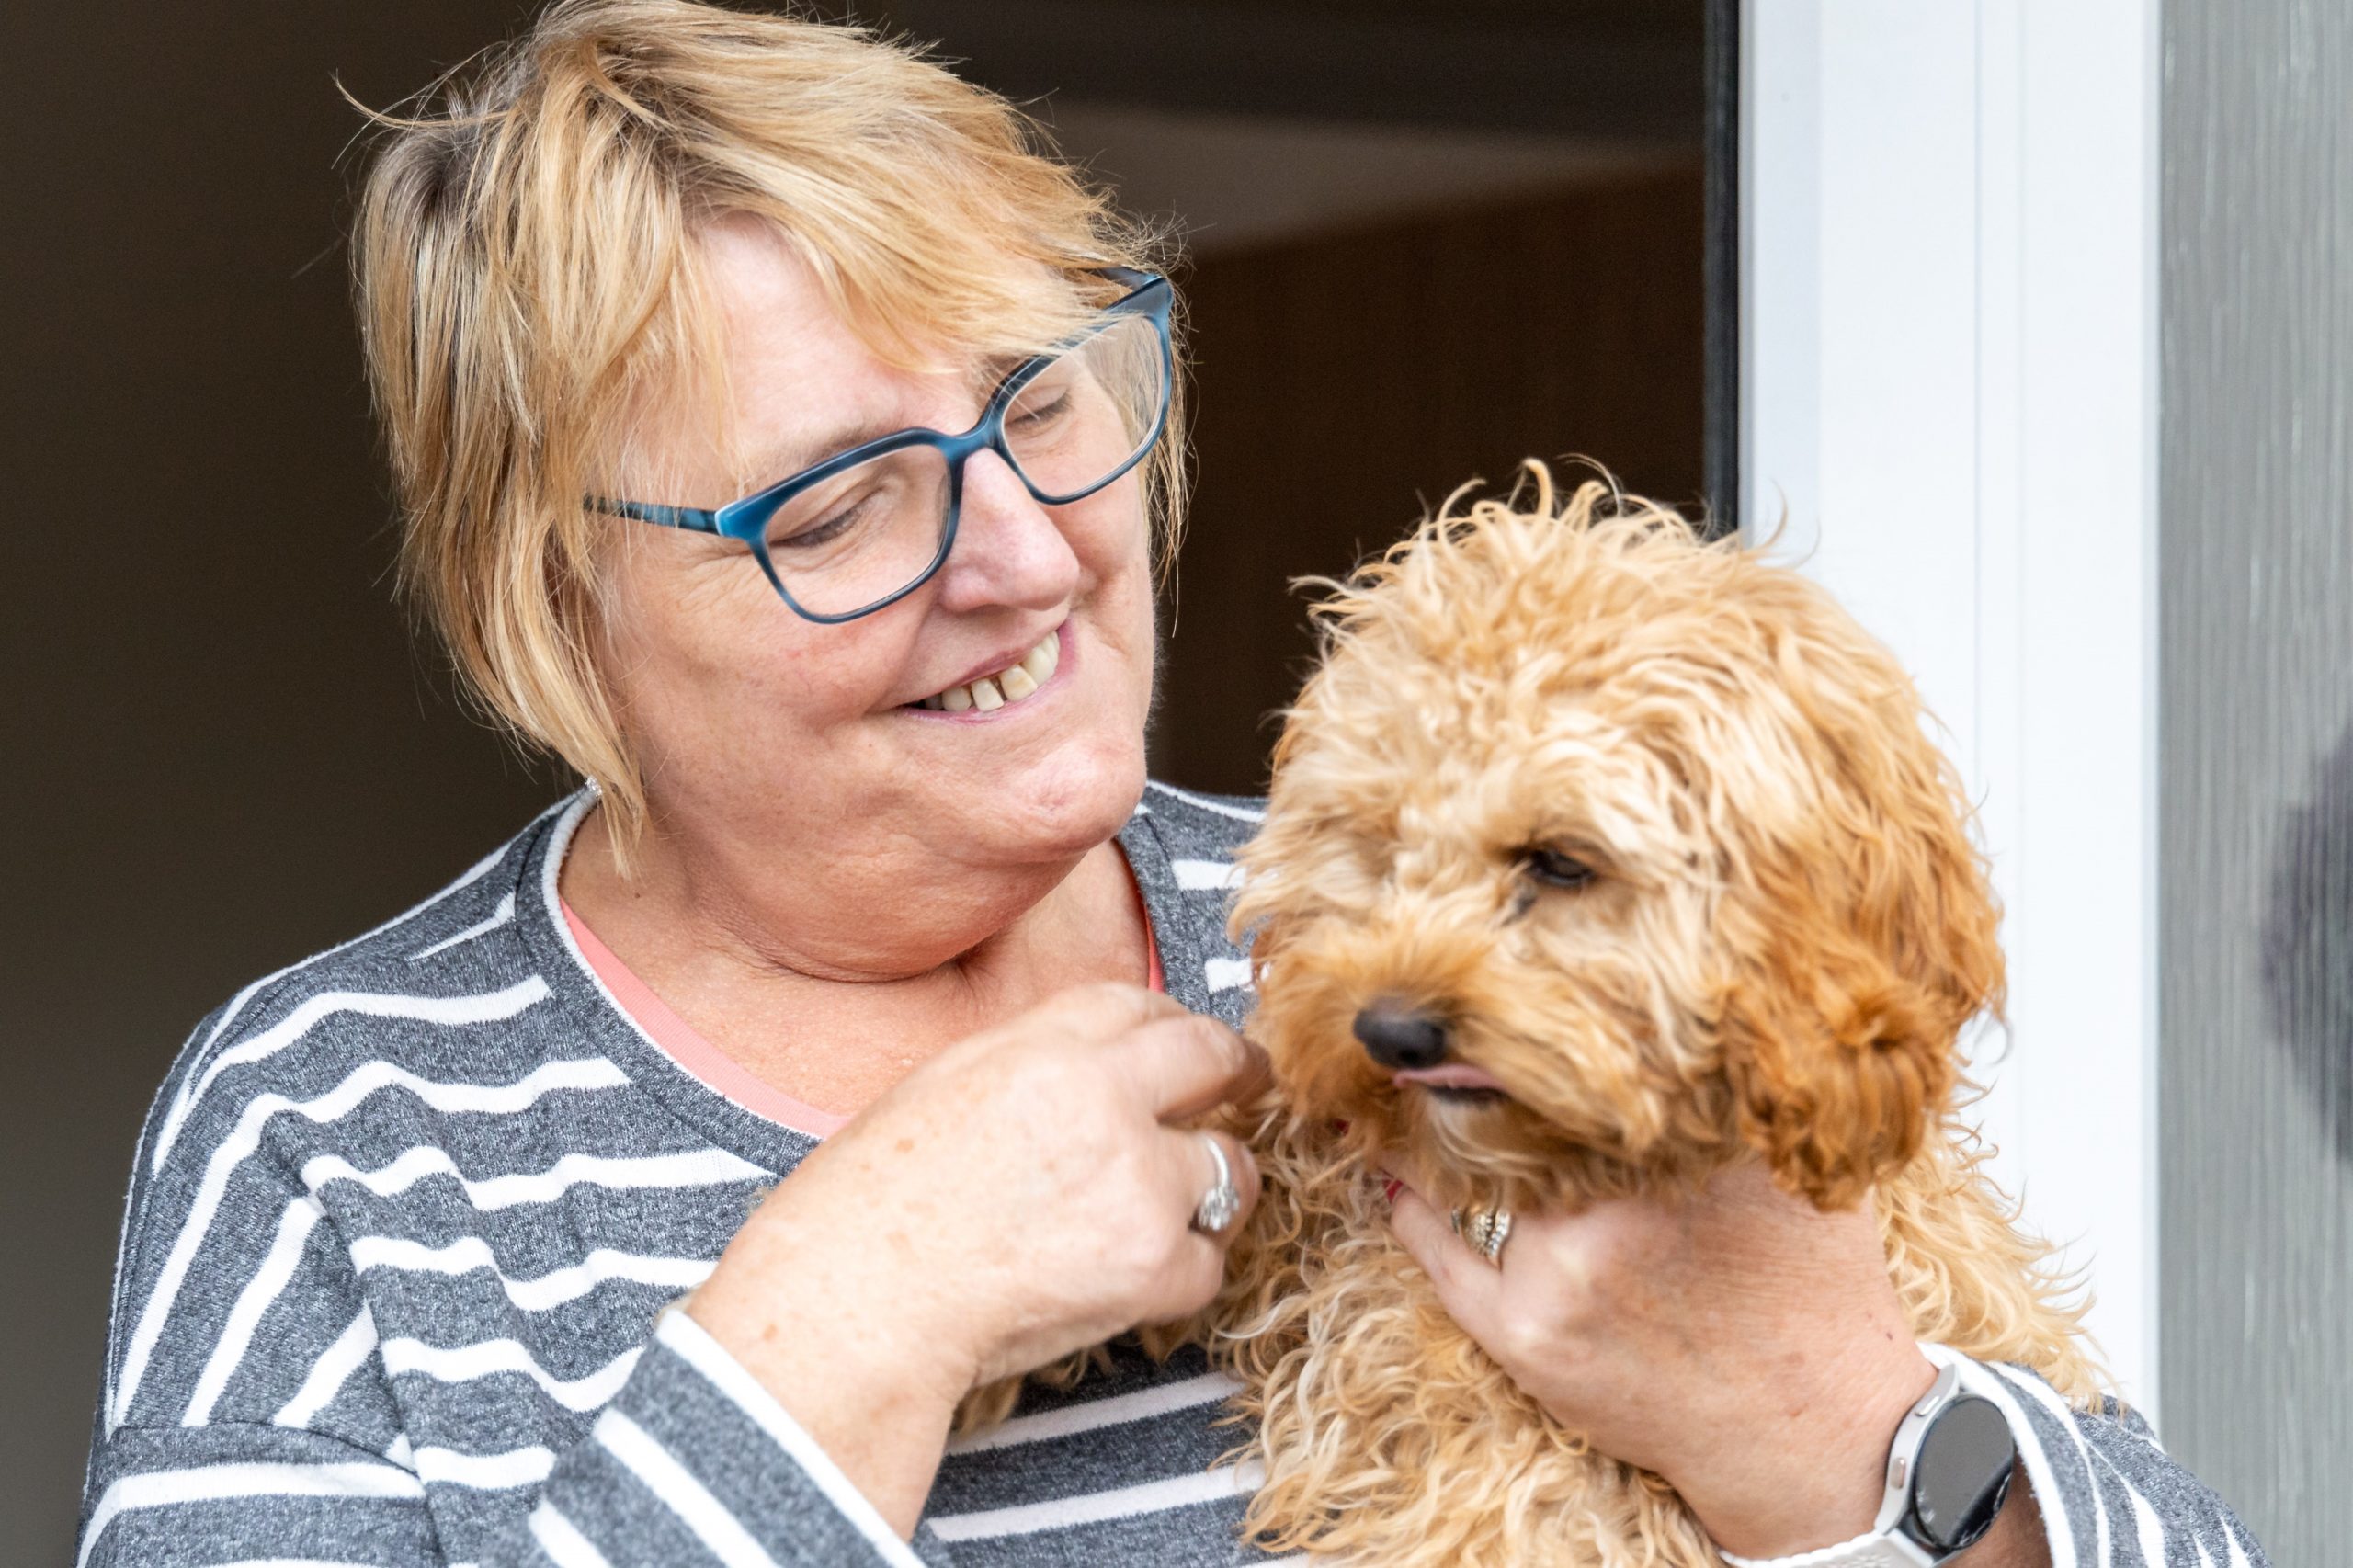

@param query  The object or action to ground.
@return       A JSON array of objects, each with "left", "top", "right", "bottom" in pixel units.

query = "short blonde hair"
[{"left": 354, "top": 0, "right": 1184, "bottom": 846}]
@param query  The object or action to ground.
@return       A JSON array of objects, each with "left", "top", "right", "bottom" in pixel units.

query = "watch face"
[{"left": 1911, "top": 1395, "right": 2017, "bottom": 1551}]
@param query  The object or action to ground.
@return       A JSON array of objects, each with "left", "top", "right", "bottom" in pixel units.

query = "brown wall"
[
  {"left": 2, "top": 8, "right": 563, "bottom": 1560},
  {"left": 1154, "top": 171, "right": 1707, "bottom": 794}
]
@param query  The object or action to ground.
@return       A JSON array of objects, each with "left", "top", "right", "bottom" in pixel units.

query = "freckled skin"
[
  {"left": 581, "top": 220, "right": 1157, "bottom": 942},
  {"left": 580, "top": 221, "right": 1274, "bottom": 1540},
  {"left": 566, "top": 217, "right": 1165, "bottom": 1103}
]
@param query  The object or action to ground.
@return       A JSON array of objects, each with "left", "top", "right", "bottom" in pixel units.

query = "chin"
[{"left": 978, "top": 724, "right": 1148, "bottom": 866}]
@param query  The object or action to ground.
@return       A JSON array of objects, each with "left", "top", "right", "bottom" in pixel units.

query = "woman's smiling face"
[{"left": 591, "top": 218, "right": 1158, "bottom": 967}]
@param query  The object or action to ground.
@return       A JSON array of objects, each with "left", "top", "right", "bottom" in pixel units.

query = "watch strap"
[
  {"left": 1711, "top": 1353, "right": 1998, "bottom": 1568},
  {"left": 1717, "top": 1524, "right": 1936, "bottom": 1568}
]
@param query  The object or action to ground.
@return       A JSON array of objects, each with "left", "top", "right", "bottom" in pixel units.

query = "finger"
[
  {"left": 1040, "top": 980, "right": 1195, "bottom": 1035},
  {"left": 1134, "top": 1131, "right": 1259, "bottom": 1324},
  {"left": 1118, "top": 1013, "right": 1272, "bottom": 1121},
  {"left": 1156, "top": 1221, "right": 1243, "bottom": 1324},
  {"left": 1175, "top": 1127, "right": 1261, "bottom": 1235},
  {"left": 1386, "top": 1182, "right": 1504, "bottom": 1340}
]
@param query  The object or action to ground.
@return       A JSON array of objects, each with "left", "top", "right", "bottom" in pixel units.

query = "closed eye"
[
  {"left": 1523, "top": 847, "right": 1597, "bottom": 890},
  {"left": 1009, "top": 389, "right": 1074, "bottom": 432},
  {"left": 773, "top": 498, "right": 866, "bottom": 550}
]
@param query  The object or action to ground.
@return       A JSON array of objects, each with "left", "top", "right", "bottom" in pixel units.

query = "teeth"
[
  {"left": 919, "top": 630, "right": 1059, "bottom": 714},
  {"left": 1021, "top": 636, "right": 1058, "bottom": 684}
]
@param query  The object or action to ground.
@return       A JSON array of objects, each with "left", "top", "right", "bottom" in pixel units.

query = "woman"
[{"left": 80, "top": 4, "right": 2264, "bottom": 1565}]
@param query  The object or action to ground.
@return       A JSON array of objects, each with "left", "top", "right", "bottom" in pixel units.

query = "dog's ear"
[{"left": 1715, "top": 664, "right": 2006, "bottom": 1210}]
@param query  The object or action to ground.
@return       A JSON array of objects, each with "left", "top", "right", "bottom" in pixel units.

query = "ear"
[
  {"left": 1721, "top": 888, "right": 1959, "bottom": 1210},
  {"left": 1717, "top": 749, "right": 2005, "bottom": 1211}
]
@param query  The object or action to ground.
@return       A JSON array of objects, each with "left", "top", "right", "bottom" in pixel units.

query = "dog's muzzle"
[{"left": 1353, "top": 1003, "right": 1450, "bottom": 1070}]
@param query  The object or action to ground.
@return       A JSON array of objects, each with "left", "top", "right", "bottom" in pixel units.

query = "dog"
[{"left": 1198, "top": 466, "right": 2104, "bottom": 1566}]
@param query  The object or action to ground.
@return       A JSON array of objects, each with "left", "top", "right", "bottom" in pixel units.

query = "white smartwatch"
[{"left": 1715, "top": 1361, "right": 2018, "bottom": 1568}]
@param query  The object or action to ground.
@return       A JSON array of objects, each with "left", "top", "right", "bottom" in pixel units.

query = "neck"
[{"left": 557, "top": 797, "right": 1149, "bottom": 1113}]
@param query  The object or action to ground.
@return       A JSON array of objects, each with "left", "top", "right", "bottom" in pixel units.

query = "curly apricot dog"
[{"left": 1203, "top": 468, "right": 2102, "bottom": 1566}]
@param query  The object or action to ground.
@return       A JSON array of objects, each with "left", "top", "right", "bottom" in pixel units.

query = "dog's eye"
[{"left": 1524, "top": 848, "right": 1597, "bottom": 890}]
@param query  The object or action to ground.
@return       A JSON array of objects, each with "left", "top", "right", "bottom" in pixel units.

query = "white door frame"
[{"left": 1740, "top": 0, "right": 2163, "bottom": 1413}]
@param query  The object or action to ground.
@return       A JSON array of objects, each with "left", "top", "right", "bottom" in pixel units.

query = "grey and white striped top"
[{"left": 81, "top": 783, "right": 2268, "bottom": 1567}]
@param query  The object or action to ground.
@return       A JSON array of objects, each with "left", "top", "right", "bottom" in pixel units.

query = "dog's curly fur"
[{"left": 1185, "top": 468, "right": 2104, "bottom": 1566}]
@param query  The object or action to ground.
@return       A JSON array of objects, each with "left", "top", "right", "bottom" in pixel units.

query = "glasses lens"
[
  {"left": 756, "top": 443, "right": 951, "bottom": 618},
  {"left": 1002, "top": 312, "right": 1168, "bottom": 504}
]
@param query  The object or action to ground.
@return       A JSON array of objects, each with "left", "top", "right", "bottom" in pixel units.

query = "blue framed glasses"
[{"left": 587, "top": 267, "right": 1174, "bottom": 623}]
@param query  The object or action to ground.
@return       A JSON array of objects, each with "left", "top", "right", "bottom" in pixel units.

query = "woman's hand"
[
  {"left": 1386, "top": 1160, "right": 2044, "bottom": 1564},
  {"left": 688, "top": 983, "right": 1267, "bottom": 1536}
]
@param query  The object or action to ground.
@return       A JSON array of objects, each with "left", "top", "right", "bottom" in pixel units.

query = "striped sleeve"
[
  {"left": 81, "top": 988, "right": 960, "bottom": 1568},
  {"left": 83, "top": 1312, "right": 955, "bottom": 1568},
  {"left": 1927, "top": 1348, "right": 2270, "bottom": 1568}
]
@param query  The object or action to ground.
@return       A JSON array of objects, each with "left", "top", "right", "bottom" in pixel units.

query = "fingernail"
[{"left": 1381, "top": 1176, "right": 1404, "bottom": 1204}]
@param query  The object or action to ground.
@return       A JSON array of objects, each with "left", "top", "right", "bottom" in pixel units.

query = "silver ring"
[
  {"left": 1190, "top": 1133, "right": 1241, "bottom": 1234},
  {"left": 1450, "top": 1205, "right": 1513, "bottom": 1265}
]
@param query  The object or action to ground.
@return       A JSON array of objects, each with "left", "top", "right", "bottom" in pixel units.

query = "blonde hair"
[{"left": 353, "top": 0, "right": 1185, "bottom": 848}]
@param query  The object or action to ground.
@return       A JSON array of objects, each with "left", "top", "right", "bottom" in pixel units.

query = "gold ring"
[{"left": 1449, "top": 1204, "right": 1513, "bottom": 1265}]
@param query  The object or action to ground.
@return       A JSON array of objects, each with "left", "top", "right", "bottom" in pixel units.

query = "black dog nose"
[{"left": 1353, "top": 1004, "right": 1450, "bottom": 1071}]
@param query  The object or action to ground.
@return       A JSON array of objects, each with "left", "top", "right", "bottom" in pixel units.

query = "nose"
[
  {"left": 1353, "top": 1003, "right": 1450, "bottom": 1071},
  {"left": 931, "top": 449, "right": 1080, "bottom": 616}
]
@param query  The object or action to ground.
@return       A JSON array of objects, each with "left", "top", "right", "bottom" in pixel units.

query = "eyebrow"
[
  {"left": 735, "top": 416, "right": 906, "bottom": 494},
  {"left": 730, "top": 358, "right": 1016, "bottom": 494}
]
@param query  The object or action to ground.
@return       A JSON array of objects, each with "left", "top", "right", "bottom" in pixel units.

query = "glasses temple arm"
[{"left": 584, "top": 497, "right": 725, "bottom": 535}]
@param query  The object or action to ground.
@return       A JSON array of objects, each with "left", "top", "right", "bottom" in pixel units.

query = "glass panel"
[
  {"left": 1004, "top": 312, "right": 1165, "bottom": 503},
  {"left": 760, "top": 444, "right": 951, "bottom": 616},
  {"left": 2163, "top": 1, "right": 2353, "bottom": 1557}
]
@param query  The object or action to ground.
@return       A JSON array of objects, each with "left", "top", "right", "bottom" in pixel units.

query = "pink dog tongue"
[{"left": 1392, "top": 1064, "right": 1506, "bottom": 1092}]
